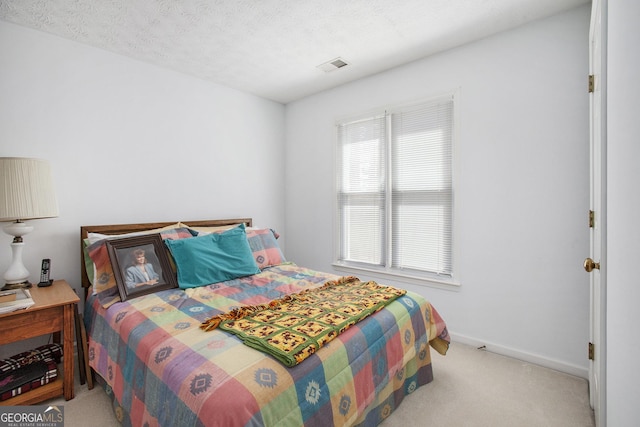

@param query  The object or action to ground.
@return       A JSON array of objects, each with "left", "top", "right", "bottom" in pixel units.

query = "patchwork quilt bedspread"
[{"left": 85, "top": 263, "right": 449, "bottom": 427}]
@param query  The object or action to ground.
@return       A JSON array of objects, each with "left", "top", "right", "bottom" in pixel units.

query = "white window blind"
[
  {"left": 337, "top": 114, "right": 387, "bottom": 265},
  {"left": 337, "top": 95, "right": 454, "bottom": 277}
]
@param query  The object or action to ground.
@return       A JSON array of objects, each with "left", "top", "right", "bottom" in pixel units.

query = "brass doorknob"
[{"left": 584, "top": 258, "right": 600, "bottom": 272}]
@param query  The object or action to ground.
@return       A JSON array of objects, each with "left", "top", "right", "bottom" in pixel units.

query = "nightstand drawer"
[{"left": 0, "top": 305, "right": 63, "bottom": 343}]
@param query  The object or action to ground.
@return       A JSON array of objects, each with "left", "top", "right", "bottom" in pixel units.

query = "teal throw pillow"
[{"left": 165, "top": 224, "right": 260, "bottom": 289}]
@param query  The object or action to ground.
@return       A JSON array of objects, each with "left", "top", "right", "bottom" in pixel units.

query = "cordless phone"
[{"left": 37, "top": 258, "right": 53, "bottom": 287}]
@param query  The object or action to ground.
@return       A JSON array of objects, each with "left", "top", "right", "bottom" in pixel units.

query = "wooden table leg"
[{"left": 63, "top": 304, "right": 75, "bottom": 400}]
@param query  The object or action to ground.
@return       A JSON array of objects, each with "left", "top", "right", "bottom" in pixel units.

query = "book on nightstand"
[
  {"left": 0, "top": 289, "right": 35, "bottom": 314},
  {"left": 0, "top": 361, "right": 49, "bottom": 395}
]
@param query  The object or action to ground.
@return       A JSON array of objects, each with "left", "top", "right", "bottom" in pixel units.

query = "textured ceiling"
[{"left": 0, "top": 0, "right": 589, "bottom": 104}]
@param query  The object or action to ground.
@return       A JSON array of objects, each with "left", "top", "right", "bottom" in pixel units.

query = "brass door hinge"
[
  {"left": 589, "top": 210, "right": 595, "bottom": 228},
  {"left": 588, "top": 75, "right": 595, "bottom": 93},
  {"left": 589, "top": 342, "right": 594, "bottom": 360}
]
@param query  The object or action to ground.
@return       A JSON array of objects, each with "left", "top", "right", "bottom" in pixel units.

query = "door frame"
[{"left": 588, "top": 0, "right": 607, "bottom": 425}]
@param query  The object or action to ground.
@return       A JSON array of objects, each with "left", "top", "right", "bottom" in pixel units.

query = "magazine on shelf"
[{"left": 0, "top": 288, "right": 35, "bottom": 314}]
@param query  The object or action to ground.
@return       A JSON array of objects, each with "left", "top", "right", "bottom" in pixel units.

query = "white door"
[{"left": 587, "top": 1, "right": 606, "bottom": 425}]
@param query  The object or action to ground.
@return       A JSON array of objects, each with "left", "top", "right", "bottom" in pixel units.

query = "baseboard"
[{"left": 449, "top": 332, "right": 589, "bottom": 380}]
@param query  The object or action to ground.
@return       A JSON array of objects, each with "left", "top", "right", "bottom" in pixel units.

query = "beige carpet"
[
  {"left": 382, "top": 342, "right": 595, "bottom": 427},
  {"left": 46, "top": 341, "right": 595, "bottom": 426}
]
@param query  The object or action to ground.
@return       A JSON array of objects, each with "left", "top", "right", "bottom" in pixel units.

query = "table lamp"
[{"left": 0, "top": 157, "right": 58, "bottom": 289}]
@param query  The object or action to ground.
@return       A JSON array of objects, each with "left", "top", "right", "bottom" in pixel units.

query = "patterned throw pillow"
[{"left": 245, "top": 228, "right": 286, "bottom": 269}]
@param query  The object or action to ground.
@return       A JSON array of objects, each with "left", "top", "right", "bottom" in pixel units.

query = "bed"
[{"left": 80, "top": 218, "right": 449, "bottom": 426}]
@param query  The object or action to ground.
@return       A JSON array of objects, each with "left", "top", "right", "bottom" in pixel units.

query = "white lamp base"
[{"left": 3, "top": 221, "right": 34, "bottom": 287}]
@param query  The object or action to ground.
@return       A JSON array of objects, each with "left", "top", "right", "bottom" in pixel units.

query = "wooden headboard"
[{"left": 80, "top": 218, "right": 252, "bottom": 293}]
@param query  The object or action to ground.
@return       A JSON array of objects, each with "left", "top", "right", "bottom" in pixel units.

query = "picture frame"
[{"left": 106, "top": 234, "right": 177, "bottom": 301}]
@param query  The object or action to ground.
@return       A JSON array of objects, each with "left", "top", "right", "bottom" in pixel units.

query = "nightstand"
[{"left": 0, "top": 280, "right": 79, "bottom": 405}]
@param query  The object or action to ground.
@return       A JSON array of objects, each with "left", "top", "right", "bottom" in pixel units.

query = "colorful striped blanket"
[{"left": 85, "top": 264, "right": 449, "bottom": 426}]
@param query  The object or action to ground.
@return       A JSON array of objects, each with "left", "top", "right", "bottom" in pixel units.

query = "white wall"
[
  {"left": 285, "top": 6, "right": 591, "bottom": 376},
  {"left": 606, "top": 0, "right": 640, "bottom": 424},
  {"left": 0, "top": 21, "right": 285, "bottom": 354}
]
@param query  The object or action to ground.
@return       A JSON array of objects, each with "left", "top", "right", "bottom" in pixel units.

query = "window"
[{"left": 336, "top": 94, "right": 454, "bottom": 281}]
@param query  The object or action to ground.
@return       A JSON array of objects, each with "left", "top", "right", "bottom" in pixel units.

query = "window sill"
[{"left": 331, "top": 263, "right": 461, "bottom": 292}]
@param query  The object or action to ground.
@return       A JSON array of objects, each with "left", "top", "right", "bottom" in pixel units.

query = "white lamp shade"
[{"left": 0, "top": 157, "right": 59, "bottom": 222}]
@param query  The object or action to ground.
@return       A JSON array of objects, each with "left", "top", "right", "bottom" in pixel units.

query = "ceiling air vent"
[{"left": 317, "top": 57, "right": 349, "bottom": 73}]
